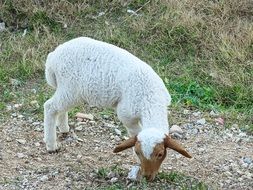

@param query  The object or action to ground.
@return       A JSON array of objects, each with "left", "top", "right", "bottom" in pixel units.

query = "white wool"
[
  {"left": 44, "top": 37, "right": 171, "bottom": 152},
  {"left": 137, "top": 128, "right": 166, "bottom": 159}
]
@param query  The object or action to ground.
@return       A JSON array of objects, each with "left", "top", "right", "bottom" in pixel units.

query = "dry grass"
[{"left": 0, "top": 0, "right": 252, "bottom": 129}]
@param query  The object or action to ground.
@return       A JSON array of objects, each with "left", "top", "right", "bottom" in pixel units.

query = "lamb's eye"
[{"left": 157, "top": 153, "right": 163, "bottom": 159}]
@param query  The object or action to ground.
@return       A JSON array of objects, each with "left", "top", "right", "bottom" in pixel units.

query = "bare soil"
[{"left": 0, "top": 104, "right": 252, "bottom": 190}]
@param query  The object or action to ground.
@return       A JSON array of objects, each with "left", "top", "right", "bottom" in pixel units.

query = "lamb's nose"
[{"left": 144, "top": 174, "right": 154, "bottom": 181}]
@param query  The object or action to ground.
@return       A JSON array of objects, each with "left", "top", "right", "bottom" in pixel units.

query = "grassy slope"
[{"left": 0, "top": 0, "right": 252, "bottom": 129}]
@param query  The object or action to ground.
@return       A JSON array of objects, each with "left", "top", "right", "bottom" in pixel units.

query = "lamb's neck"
[{"left": 140, "top": 105, "right": 169, "bottom": 134}]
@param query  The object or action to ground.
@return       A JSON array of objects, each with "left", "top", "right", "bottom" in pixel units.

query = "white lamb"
[{"left": 44, "top": 37, "right": 192, "bottom": 181}]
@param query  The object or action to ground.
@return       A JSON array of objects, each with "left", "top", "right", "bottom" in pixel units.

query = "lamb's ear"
[
  {"left": 164, "top": 135, "right": 192, "bottom": 158},
  {"left": 113, "top": 136, "right": 137, "bottom": 153}
]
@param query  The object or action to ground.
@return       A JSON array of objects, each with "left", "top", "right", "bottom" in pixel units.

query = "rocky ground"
[{"left": 0, "top": 100, "right": 252, "bottom": 189}]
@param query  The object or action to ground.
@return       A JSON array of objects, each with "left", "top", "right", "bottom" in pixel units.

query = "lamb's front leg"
[{"left": 44, "top": 99, "right": 59, "bottom": 152}]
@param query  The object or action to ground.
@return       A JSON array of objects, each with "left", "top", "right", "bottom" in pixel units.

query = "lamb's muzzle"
[{"left": 44, "top": 37, "right": 192, "bottom": 181}]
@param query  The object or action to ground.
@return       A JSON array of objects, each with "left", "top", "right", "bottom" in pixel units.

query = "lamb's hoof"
[{"left": 46, "top": 143, "right": 61, "bottom": 154}]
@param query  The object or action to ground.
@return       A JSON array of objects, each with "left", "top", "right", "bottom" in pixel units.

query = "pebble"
[
  {"left": 14, "top": 104, "right": 23, "bottom": 109},
  {"left": 110, "top": 177, "right": 118, "bottom": 183},
  {"left": 210, "top": 110, "right": 218, "bottom": 116},
  {"left": 18, "top": 115, "right": 24, "bottom": 119},
  {"left": 172, "top": 133, "right": 183, "bottom": 139},
  {"left": 34, "top": 142, "right": 40, "bottom": 147},
  {"left": 242, "top": 157, "right": 252, "bottom": 165},
  {"left": 17, "top": 139, "right": 26, "bottom": 144},
  {"left": 10, "top": 78, "right": 21, "bottom": 86},
  {"left": 127, "top": 166, "right": 140, "bottom": 180},
  {"left": 75, "top": 126, "right": 83, "bottom": 131},
  {"left": 76, "top": 113, "right": 94, "bottom": 120},
  {"left": 193, "top": 111, "right": 201, "bottom": 117},
  {"left": 110, "top": 135, "right": 115, "bottom": 140},
  {"left": 39, "top": 175, "right": 49, "bottom": 182},
  {"left": 30, "top": 100, "right": 39, "bottom": 108},
  {"left": 114, "top": 136, "right": 121, "bottom": 141},
  {"left": 6, "top": 105, "right": 12, "bottom": 111},
  {"left": 196, "top": 118, "right": 206, "bottom": 125},
  {"left": 114, "top": 128, "right": 121, "bottom": 136},
  {"left": 170, "top": 125, "right": 183, "bottom": 134},
  {"left": 17, "top": 153, "right": 25, "bottom": 158},
  {"left": 32, "top": 122, "right": 41, "bottom": 126},
  {"left": 183, "top": 109, "right": 189, "bottom": 114},
  {"left": 0, "top": 22, "right": 5, "bottom": 32}
]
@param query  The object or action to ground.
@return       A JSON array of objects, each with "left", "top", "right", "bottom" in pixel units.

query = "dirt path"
[{"left": 0, "top": 106, "right": 252, "bottom": 189}]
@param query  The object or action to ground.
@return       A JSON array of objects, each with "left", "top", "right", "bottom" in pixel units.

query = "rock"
[
  {"left": 103, "top": 123, "right": 117, "bottom": 128},
  {"left": 127, "top": 9, "right": 138, "bottom": 16},
  {"left": 14, "top": 103, "right": 23, "bottom": 109},
  {"left": 172, "top": 133, "right": 183, "bottom": 139},
  {"left": 39, "top": 175, "right": 49, "bottom": 182},
  {"left": 238, "top": 132, "right": 247, "bottom": 138},
  {"left": 76, "top": 113, "right": 94, "bottom": 120},
  {"left": 215, "top": 118, "right": 224, "bottom": 125},
  {"left": 34, "top": 142, "right": 40, "bottom": 147},
  {"left": 114, "top": 128, "right": 121, "bottom": 136},
  {"left": 6, "top": 105, "right": 12, "bottom": 111},
  {"left": 17, "top": 114, "right": 24, "bottom": 119},
  {"left": 34, "top": 125, "right": 43, "bottom": 132},
  {"left": 110, "top": 177, "right": 118, "bottom": 183},
  {"left": 17, "top": 139, "right": 26, "bottom": 144},
  {"left": 10, "top": 78, "right": 21, "bottom": 86},
  {"left": 17, "top": 153, "right": 25, "bottom": 158},
  {"left": 193, "top": 111, "right": 201, "bottom": 117},
  {"left": 32, "top": 121, "right": 41, "bottom": 126},
  {"left": 242, "top": 157, "right": 252, "bottom": 165},
  {"left": 196, "top": 118, "right": 206, "bottom": 125},
  {"left": 114, "top": 136, "right": 121, "bottom": 141},
  {"left": 183, "top": 109, "right": 189, "bottom": 114},
  {"left": 127, "top": 166, "right": 140, "bottom": 180},
  {"left": 30, "top": 100, "right": 39, "bottom": 107},
  {"left": 210, "top": 110, "right": 218, "bottom": 116},
  {"left": 0, "top": 22, "right": 5, "bottom": 32},
  {"left": 170, "top": 125, "right": 183, "bottom": 134},
  {"left": 11, "top": 113, "right": 17, "bottom": 117},
  {"left": 110, "top": 135, "right": 115, "bottom": 140},
  {"left": 98, "top": 12, "right": 105, "bottom": 17},
  {"left": 75, "top": 126, "right": 83, "bottom": 131}
]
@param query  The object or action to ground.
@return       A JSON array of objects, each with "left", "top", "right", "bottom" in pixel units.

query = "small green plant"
[{"left": 96, "top": 167, "right": 109, "bottom": 179}]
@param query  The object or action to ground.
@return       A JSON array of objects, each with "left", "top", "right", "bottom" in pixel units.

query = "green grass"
[
  {"left": 92, "top": 167, "right": 209, "bottom": 190},
  {"left": 0, "top": 0, "right": 252, "bottom": 131}
]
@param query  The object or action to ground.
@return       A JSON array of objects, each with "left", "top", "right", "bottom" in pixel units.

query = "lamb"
[{"left": 44, "top": 37, "right": 192, "bottom": 181}]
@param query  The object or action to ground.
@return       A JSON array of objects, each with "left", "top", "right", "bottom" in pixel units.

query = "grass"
[
  {"left": 1, "top": 0, "right": 252, "bottom": 131},
  {"left": 93, "top": 167, "right": 209, "bottom": 190}
]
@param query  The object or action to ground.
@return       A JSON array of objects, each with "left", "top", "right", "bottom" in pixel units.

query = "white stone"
[
  {"left": 114, "top": 128, "right": 122, "bottom": 136},
  {"left": 0, "top": 22, "right": 5, "bottom": 32},
  {"left": 196, "top": 118, "right": 206, "bottom": 125},
  {"left": 76, "top": 113, "right": 94, "bottom": 120},
  {"left": 75, "top": 126, "right": 83, "bottom": 131},
  {"left": 110, "top": 177, "right": 118, "bottom": 183},
  {"left": 127, "top": 166, "right": 140, "bottom": 180},
  {"left": 35, "top": 142, "right": 40, "bottom": 147},
  {"left": 17, "top": 153, "right": 25, "bottom": 158},
  {"left": 170, "top": 125, "right": 183, "bottom": 134},
  {"left": 40, "top": 175, "right": 49, "bottom": 181},
  {"left": 193, "top": 111, "right": 201, "bottom": 117}
]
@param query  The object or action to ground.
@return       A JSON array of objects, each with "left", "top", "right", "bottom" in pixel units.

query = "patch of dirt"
[{"left": 0, "top": 104, "right": 252, "bottom": 189}]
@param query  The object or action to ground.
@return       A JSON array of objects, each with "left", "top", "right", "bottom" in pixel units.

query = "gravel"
[{"left": 0, "top": 105, "right": 252, "bottom": 189}]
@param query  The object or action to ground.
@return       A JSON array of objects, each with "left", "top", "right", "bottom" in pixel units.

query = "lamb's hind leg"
[
  {"left": 56, "top": 112, "right": 69, "bottom": 133},
  {"left": 44, "top": 90, "right": 77, "bottom": 152}
]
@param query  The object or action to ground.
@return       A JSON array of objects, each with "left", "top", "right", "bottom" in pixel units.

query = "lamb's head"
[{"left": 113, "top": 128, "right": 192, "bottom": 181}]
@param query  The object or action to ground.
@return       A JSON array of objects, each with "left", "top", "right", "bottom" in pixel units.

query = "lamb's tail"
[{"left": 45, "top": 53, "right": 57, "bottom": 88}]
